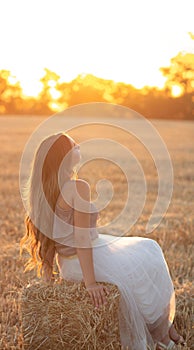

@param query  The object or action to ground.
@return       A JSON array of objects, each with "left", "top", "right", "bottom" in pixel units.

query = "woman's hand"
[{"left": 86, "top": 282, "right": 110, "bottom": 309}]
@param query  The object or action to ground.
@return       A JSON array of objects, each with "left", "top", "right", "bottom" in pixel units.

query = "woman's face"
[{"left": 68, "top": 137, "right": 81, "bottom": 167}]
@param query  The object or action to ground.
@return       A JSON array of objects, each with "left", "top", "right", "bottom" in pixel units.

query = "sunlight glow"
[
  {"left": 8, "top": 76, "right": 18, "bottom": 85},
  {"left": 49, "top": 88, "right": 61, "bottom": 100},
  {"left": 21, "top": 80, "right": 43, "bottom": 97},
  {"left": 171, "top": 85, "right": 184, "bottom": 97},
  {"left": 0, "top": 0, "right": 193, "bottom": 97},
  {"left": 49, "top": 102, "right": 63, "bottom": 111},
  {"left": 48, "top": 80, "right": 57, "bottom": 88}
]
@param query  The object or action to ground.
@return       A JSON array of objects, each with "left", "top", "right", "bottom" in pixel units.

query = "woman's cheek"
[{"left": 71, "top": 149, "right": 81, "bottom": 166}]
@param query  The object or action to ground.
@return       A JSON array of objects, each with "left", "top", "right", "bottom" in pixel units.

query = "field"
[{"left": 0, "top": 115, "right": 193, "bottom": 349}]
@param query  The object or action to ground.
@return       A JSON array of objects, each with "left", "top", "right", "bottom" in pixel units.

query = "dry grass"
[
  {"left": 0, "top": 115, "right": 193, "bottom": 349},
  {"left": 20, "top": 280, "right": 120, "bottom": 350}
]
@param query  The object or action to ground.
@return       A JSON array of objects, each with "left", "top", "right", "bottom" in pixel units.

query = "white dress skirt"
[{"left": 56, "top": 233, "right": 175, "bottom": 350}]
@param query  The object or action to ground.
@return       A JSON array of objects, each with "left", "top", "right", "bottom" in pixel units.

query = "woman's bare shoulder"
[
  {"left": 70, "top": 179, "right": 90, "bottom": 197},
  {"left": 74, "top": 179, "right": 90, "bottom": 189},
  {"left": 62, "top": 178, "right": 89, "bottom": 188},
  {"left": 58, "top": 179, "right": 90, "bottom": 210}
]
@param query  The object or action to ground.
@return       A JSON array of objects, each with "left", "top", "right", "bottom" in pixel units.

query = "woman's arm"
[
  {"left": 74, "top": 180, "right": 95, "bottom": 287},
  {"left": 73, "top": 180, "right": 109, "bottom": 307}
]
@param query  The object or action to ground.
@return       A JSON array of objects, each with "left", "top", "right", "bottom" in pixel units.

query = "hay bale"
[{"left": 20, "top": 279, "right": 121, "bottom": 349}]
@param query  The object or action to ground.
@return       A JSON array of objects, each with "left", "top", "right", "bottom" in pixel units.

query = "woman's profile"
[{"left": 20, "top": 132, "right": 185, "bottom": 350}]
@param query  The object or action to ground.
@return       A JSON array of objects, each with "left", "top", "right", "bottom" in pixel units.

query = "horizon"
[{"left": 2, "top": 67, "right": 190, "bottom": 101}]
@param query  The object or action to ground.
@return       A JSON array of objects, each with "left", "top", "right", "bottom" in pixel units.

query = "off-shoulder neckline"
[
  {"left": 56, "top": 201, "right": 97, "bottom": 212},
  {"left": 56, "top": 203, "right": 73, "bottom": 212}
]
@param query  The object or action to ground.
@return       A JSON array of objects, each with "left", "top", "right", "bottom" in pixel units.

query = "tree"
[
  {"left": 0, "top": 70, "right": 23, "bottom": 114},
  {"left": 160, "top": 52, "right": 194, "bottom": 118},
  {"left": 160, "top": 52, "right": 194, "bottom": 95},
  {"left": 37, "top": 68, "right": 61, "bottom": 113}
]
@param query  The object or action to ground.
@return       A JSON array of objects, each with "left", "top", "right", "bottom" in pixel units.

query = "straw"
[{"left": 20, "top": 279, "right": 121, "bottom": 349}]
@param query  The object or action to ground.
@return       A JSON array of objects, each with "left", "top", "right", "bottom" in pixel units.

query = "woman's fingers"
[
  {"left": 101, "top": 287, "right": 108, "bottom": 304},
  {"left": 87, "top": 285, "right": 108, "bottom": 308},
  {"left": 95, "top": 288, "right": 106, "bottom": 308},
  {"left": 104, "top": 286, "right": 110, "bottom": 295},
  {"left": 93, "top": 291, "right": 100, "bottom": 308},
  {"left": 88, "top": 290, "right": 96, "bottom": 306},
  {"left": 89, "top": 290, "right": 99, "bottom": 308}
]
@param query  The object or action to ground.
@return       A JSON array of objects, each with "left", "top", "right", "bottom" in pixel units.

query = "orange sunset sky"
[{"left": 0, "top": 0, "right": 194, "bottom": 97}]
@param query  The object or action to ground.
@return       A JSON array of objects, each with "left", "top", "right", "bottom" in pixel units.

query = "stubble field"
[{"left": 0, "top": 115, "right": 193, "bottom": 349}]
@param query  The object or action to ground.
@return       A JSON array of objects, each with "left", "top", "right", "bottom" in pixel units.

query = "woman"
[{"left": 20, "top": 132, "right": 185, "bottom": 350}]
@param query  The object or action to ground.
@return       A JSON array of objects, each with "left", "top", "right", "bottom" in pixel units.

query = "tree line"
[{"left": 0, "top": 52, "right": 193, "bottom": 119}]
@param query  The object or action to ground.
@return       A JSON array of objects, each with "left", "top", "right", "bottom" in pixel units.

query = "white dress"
[{"left": 53, "top": 202, "right": 175, "bottom": 350}]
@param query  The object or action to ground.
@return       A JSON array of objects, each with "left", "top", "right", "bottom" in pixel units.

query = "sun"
[
  {"left": 171, "top": 85, "right": 184, "bottom": 98},
  {"left": 21, "top": 79, "right": 43, "bottom": 97}
]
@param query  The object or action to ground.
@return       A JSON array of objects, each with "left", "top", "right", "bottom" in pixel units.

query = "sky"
[{"left": 0, "top": 0, "right": 194, "bottom": 96}]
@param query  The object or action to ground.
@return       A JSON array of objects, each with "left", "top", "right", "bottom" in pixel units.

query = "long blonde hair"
[{"left": 20, "top": 132, "right": 75, "bottom": 281}]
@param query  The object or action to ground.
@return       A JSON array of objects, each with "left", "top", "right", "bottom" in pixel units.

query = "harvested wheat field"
[{"left": 0, "top": 115, "right": 193, "bottom": 349}]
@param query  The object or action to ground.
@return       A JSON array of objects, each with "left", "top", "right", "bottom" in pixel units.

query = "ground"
[{"left": 0, "top": 115, "right": 193, "bottom": 349}]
